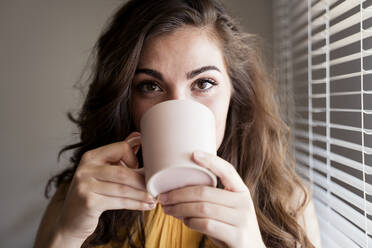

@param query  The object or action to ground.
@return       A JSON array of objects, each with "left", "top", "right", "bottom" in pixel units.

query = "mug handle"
[{"left": 119, "top": 135, "right": 145, "bottom": 175}]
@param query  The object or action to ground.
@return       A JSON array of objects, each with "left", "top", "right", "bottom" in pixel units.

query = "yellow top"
[{"left": 96, "top": 203, "right": 216, "bottom": 248}]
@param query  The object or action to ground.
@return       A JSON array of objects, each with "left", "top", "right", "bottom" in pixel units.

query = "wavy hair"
[{"left": 47, "top": 0, "right": 314, "bottom": 247}]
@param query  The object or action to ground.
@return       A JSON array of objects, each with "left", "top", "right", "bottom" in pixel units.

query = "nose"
[{"left": 167, "top": 87, "right": 188, "bottom": 101}]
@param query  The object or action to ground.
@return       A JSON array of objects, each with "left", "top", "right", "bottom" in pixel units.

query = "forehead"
[{"left": 138, "top": 27, "right": 226, "bottom": 71}]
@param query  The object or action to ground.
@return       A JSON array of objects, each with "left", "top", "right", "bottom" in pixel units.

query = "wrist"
[{"left": 49, "top": 227, "right": 85, "bottom": 248}]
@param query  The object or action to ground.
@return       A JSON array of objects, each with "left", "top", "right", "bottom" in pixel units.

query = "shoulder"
[{"left": 290, "top": 185, "right": 322, "bottom": 248}]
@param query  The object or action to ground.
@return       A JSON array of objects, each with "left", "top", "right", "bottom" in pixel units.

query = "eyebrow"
[
  {"left": 186, "top": 66, "right": 221, "bottom": 79},
  {"left": 135, "top": 68, "right": 164, "bottom": 81},
  {"left": 135, "top": 66, "right": 221, "bottom": 81}
]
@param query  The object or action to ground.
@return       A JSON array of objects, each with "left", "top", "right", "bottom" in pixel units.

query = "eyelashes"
[
  {"left": 134, "top": 78, "right": 218, "bottom": 95},
  {"left": 134, "top": 80, "right": 161, "bottom": 93},
  {"left": 194, "top": 78, "right": 218, "bottom": 91}
]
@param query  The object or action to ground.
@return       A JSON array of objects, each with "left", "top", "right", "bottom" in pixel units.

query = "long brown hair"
[{"left": 47, "top": 0, "right": 314, "bottom": 247}]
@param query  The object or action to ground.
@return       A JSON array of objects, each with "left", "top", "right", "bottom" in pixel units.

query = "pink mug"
[{"left": 130, "top": 99, "right": 217, "bottom": 197}]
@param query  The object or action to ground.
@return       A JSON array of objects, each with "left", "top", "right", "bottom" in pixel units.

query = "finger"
[
  {"left": 92, "top": 180, "right": 156, "bottom": 203},
  {"left": 94, "top": 194, "right": 157, "bottom": 212},
  {"left": 82, "top": 132, "right": 141, "bottom": 167},
  {"left": 162, "top": 202, "right": 241, "bottom": 226},
  {"left": 125, "top": 132, "right": 142, "bottom": 147},
  {"left": 159, "top": 185, "right": 249, "bottom": 209},
  {"left": 119, "top": 134, "right": 141, "bottom": 167},
  {"left": 192, "top": 151, "right": 247, "bottom": 192},
  {"left": 119, "top": 133, "right": 142, "bottom": 169},
  {"left": 93, "top": 165, "right": 147, "bottom": 191},
  {"left": 183, "top": 217, "right": 236, "bottom": 248}
]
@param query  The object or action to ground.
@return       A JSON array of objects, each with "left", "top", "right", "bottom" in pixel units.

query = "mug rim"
[{"left": 146, "top": 165, "right": 217, "bottom": 197}]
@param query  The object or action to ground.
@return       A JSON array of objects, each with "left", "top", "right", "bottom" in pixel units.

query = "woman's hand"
[
  {"left": 52, "top": 132, "right": 157, "bottom": 246},
  {"left": 158, "top": 151, "right": 266, "bottom": 248}
]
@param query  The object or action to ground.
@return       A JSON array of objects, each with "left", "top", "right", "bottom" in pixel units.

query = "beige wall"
[
  {"left": 224, "top": 0, "right": 273, "bottom": 66},
  {"left": 0, "top": 1, "right": 272, "bottom": 246}
]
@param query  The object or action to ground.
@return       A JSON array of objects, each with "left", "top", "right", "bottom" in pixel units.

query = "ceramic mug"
[{"left": 127, "top": 99, "right": 217, "bottom": 197}]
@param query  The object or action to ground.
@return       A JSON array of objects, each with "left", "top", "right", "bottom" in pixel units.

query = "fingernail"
[
  {"left": 193, "top": 151, "right": 205, "bottom": 161},
  {"left": 147, "top": 202, "right": 156, "bottom": 209},
  {"left": 119, "top": 160, "right": 127, "bottom": 167}
]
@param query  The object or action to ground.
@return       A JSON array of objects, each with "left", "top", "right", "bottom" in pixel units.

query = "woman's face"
[{"left": 131, "top": 27, "right": 232, "bottom": 149}]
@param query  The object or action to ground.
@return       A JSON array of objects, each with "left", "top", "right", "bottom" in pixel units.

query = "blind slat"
[
  {"left": 329, "top": 0, "right": 360, "bottom": 20},
  {"left": 316, "top": 201, "right": 367, "bottom": 247},
  {"left": 311, "top": 1, "right": 326, "bottom": 17},
  {"left": 329, "top": 70, "right": 372, "bottom": 81},
  {"left": 330, "top": 167, "right": 372, "bottom": 194},
  {"left": 274, "top": 0, "right": 370, "bottom": 246},
  {"left": 296, "top": 163, "right": 311, "bottom": 179},
  {"left": 330, "top": 52, "right": 363, "bottom": 66},
  {"left": 290, "top": 2, "right": 307, "bottom": 19},
  {"left": 293, "top": 53, "right": 308, "bottom": 66},
  {"left": 330, "top": 10, "right": 372, "bottom": 36},
  {"left": 315, "top": 199, "right": 365, "bottom": 248},
  {"left": 314, "top": 185, "right": 328, "bottom": 203},
  {"left": 331, "top": 180, "right": 372, "bottom": 217},
  {"left": 330, "top": 152, "right": 364, "bottom": 172},
  {"left": 329, "top": 194, "right": 367, "bottom": 231},
  {"left": 314, "top": 171, "right": 328, "bottom": 188},
  {"left": 330, "top": 181, "right": 365, "bottom": 213},
  {"left": 331, "top": 137, "right": 372, "bottom": 154},
  {"left": 330, "top": 31, "right": 372, "bottom": 51}
]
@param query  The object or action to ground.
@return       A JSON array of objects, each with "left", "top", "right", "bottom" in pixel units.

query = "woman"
[{"left": 34, "top": 0, "right": 321, "bottom": 247}]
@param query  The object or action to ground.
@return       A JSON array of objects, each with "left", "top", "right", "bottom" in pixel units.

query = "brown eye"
[
  {"left": 194, "top": 79, "right": 217, "bottom": 91},
  {"left": 135, "top": 81, "right": 161, "bottom": 93}
]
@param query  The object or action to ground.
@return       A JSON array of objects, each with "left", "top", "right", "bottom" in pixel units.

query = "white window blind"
[{"left": 273, "top": 0, "right": 372, "bottom": 247}]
